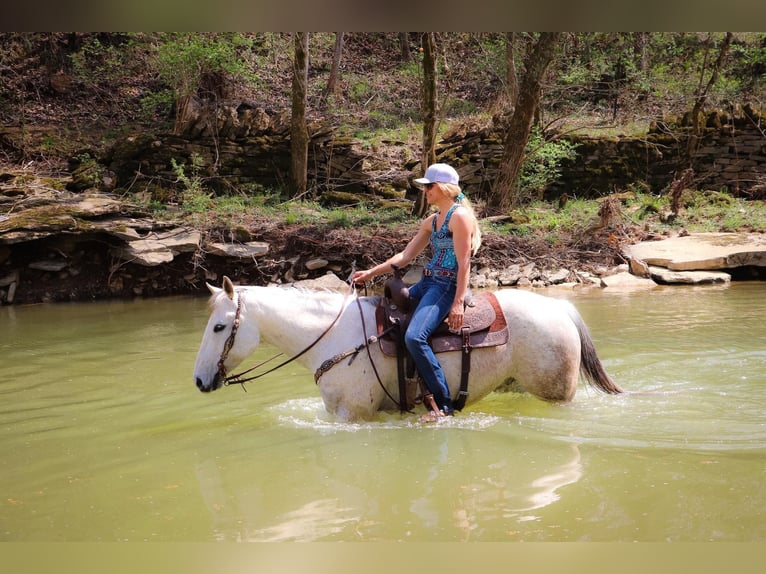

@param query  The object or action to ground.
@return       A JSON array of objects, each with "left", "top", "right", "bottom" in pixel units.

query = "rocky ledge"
[
  {"left": 2, "top": 178, "right": 765, "bottom": 305},
  {"left": 611, "top": 232, "right": 766, "bottom": 289}
]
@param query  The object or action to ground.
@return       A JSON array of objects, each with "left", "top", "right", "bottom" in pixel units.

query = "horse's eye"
[{"left": 213, "top": 323, "right": 227, "bottom": 333}]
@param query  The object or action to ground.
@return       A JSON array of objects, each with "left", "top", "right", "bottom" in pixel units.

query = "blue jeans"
[{"left": 404, "top": 275, "right": 456, "bottom": 414}]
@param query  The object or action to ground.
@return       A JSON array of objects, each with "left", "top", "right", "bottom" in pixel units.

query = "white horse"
[{"left": 193, "top": 276, "right": 623, "bottom": 422}]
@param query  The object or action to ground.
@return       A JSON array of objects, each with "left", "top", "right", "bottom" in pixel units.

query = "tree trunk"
[
  {"left": 399, "top": 32, "right": 411, "bottom": 62},
  {"left": 290, "top": 32, "right": 310, "bottom": 199},
  {"left": 325, "top": 32, "right": 344, "bottom": 100},
  {"left": 490, "top": 32, "right": 562, "bottom": 212},
  {"left": 173, "top": 93, "right": 192, "bottom": 135},
  {"left": 687, "top": 32, "right": 733, "bottom": 161},
  {"left": 633, "top": 32, "right": 648, "bottom": 73},
  {"left": 415, "top": 32, "right": 438, "bottom": 217},
  {"left": 505, "top": 32, "right": 519, "bottom": 108}
]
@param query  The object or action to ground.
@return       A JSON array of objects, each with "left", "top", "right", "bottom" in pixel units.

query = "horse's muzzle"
[{"left": 196, "top": 373, "right": 223, "bottom": 392}]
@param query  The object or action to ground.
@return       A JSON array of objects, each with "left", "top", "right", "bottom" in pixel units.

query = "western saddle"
[{"left": 375, "top": 266, "right": 509, "bottom": 413}]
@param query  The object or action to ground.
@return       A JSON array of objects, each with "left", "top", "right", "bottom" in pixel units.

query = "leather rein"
[
  {"left": 218, "top": 281, "right": 407, "bottom": 411},
  {"left": 219, "top": 285, "right": 354, "bottom": 390}
]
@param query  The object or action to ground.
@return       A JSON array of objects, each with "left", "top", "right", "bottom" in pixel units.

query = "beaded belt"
[{"left": 423, "top": 268, "right": 456, "bottom": 278}]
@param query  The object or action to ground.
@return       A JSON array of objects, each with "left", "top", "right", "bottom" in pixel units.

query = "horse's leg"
[
  {"left": 513, "top": 340, "right": 580, "bottom": 402},
  {"left": 502, "top": 311, "right": 582, "bottom": 402},
  {"left": 318, "top": 366, "right": 388, "bottom": 422}
]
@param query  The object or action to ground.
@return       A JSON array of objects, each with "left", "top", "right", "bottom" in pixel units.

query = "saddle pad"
[{"left": 377, "top": 291, "right": 509, "bottom": 357}]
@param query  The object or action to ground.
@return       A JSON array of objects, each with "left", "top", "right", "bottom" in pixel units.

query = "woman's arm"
[
  {"left": 447, "top": 208, "right": 473, "bottom": 331},
  {"left": 352, "top": 215, "right": 433, "bottom": 284}
]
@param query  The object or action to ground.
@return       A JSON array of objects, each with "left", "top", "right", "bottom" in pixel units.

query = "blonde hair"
[{"left": 438, "top": 182, "right": 482, "bottom": 255}]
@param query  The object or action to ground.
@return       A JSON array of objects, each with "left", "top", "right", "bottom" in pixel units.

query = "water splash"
[{"left": 271, "top": 398, "right": 501, "bottom": 433}]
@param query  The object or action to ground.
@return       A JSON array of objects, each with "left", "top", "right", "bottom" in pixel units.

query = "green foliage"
[
  {"left": 71, "top": 158, "right": 107, "bottom": 190},
  {"left": 488, "top": 196, "right": 602, "bottom": 237},
  {"left": 671, "top": 189, "right": 765, "bottom": 231},
  {"left": 554, "top": 32, "right": 765, "bottom": 120},
  {"left": 474, "top": 34, "right": 506, "bottom": 78},
  {"left": 68, "top": 35, "right": 133, "bottom": 90},
  {"left": 171, "top": 153, "right": 212, "bottom": 214},
  {"left": 635, "top": 195, "right": 664, "bottom": 220},
  {"left": 140, "top": 90, "right": 175, "bottom": 120},
  {"left": 348, "top": 77, "right": 371, "bottom": 102},
  {"left": 325, "top": 204, "right": 377, "bottom": 228},
  {"left": 517, "top": 128, "right": 579, "bottom": 201},
  {"left": 399, "top": 59, "right": 423, "bottom": 79},
  {"left": 153, "top": 33, "right": 257, "bottom": 99}
]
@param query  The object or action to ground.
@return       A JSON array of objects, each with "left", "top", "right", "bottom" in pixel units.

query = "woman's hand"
[
  {"left": 352, "top": 269, "right": 371, "bottom": 285},
  {"left": 448, "top": 301, "right": 464, "bottom": 332}
]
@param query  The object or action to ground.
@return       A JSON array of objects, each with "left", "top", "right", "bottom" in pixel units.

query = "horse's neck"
[{"left": 243, "top": 286, "right": 364, "bottom": 361}]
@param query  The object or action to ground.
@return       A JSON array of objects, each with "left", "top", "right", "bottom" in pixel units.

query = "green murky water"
[{"left": 1, "top": 283, "right": 765, "bottom": 541}]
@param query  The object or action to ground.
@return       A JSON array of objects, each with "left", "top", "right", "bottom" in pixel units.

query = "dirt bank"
[{"left": 0, "top": 212, "right": 632, "bottom": 304}]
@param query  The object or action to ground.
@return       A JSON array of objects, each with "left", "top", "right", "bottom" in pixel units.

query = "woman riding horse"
[{"left": 352, "top": 163, "right": 482, "bottom": 423}]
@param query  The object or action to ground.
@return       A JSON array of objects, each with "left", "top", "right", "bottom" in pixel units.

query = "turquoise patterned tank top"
[{"left": 426, "top": 204, "right": 459, "bottom": 274}]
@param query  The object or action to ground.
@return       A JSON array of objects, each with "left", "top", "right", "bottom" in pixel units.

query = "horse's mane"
[
  {"left": 282, "top": 286, "right": 387, "bottom": 315},
  {"left": 206, "top": 283, "right": 382, "bottom": 314}
]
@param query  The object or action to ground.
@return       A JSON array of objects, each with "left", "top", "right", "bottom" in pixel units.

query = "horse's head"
[{"left": 193, "top": 276, "right": 261, "bottom": 392}]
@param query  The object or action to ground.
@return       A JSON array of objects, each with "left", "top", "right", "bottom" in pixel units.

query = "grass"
[
  {"left": 154, "top": 184, "right": 766, "bottom": 244},
  {"left": 121, "top": 146, "right": 766, "bottom": 241}
]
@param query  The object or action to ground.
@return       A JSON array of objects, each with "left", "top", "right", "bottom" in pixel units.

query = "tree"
[
  {"left": 490, "top": 32, "right": 562, "bottom": 212},
  {"left": 399, "top": 33, "right": 411, "bottom": 62},
  {"left": 504, "top": 32, "right": 519, "bottom": 108},
  {"left": 153, "top": 33, "right": 254, "bottom": 135},
  {"left": 414, "top": 32, "right": 438, "bottom": 217},
  {"left": 687, "top": 32, "right": 733, "bottom": 161},
  {"left": 290, "top": 32, "right": 310, "bottom": 199},
  {"left": 324, "top": 32, "right": 344, "bottom": 101}
]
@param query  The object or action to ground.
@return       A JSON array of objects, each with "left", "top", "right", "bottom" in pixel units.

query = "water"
[{"left": 1, "top": 283, "right": 765, "bottom": 541}]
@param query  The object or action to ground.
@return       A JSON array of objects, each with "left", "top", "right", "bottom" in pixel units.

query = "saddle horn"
[{"left": 384, "top": 265, "right": 411, "bottom": 313}]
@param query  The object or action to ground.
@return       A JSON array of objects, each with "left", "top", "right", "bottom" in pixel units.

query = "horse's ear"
[
  {"left": 206, "top": 282, "right": 221, "bottom": 296},
  {"left": 222, "top": 276, "right": 235, "bottom": 300}
]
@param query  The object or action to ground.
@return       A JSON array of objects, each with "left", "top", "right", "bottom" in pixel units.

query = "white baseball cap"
[{"left": 414, "top": 163, "right": 459, "bottom": 186}]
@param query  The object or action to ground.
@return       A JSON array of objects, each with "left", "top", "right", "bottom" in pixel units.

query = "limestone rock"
[
  {"left": 544, "top": 268, "right": 571, "bottom": 284},
  {"left": 623, "top": 232, "right": 766, "bottom": 271},
  {"left": 0, "top": 269, "right": 19, "bottom": 303},
  {"left": 112, "top": 244, "right": 174, "bottom": 266},
  {"left": 305, "top": 257, "right": 328, "bottom": 270},
  {"left": 290, "top": 273, "right": 348, "bottom": 292},
  {"left": 648, "top": 266, "right": 731, "bottom": 285},
  {"left": 600, "top": 271, "right": 657, "bottom": 290},
  {"left": 29, "top": 260, "right": 68, "bottom": 272},
  {"left": 629, "top": 257, "right": 651, "bottom": 278},
  {"left": 497, "top": 264, "right": 521, "bottom": 286},
  {"left": 112, "top": 229, "right": 201, "bottom": 266},
  {"left": 207, "top": 241, "right": 269, "bottom": 258}
]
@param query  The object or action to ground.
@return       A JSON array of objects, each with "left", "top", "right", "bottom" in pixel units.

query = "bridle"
[
  {"left": 215, "top": 280, "right": 408, "bottom": 411},
  {"left": 216, "top": 291, "right": 244, "bottom": 385},
  {"left": 217, "top": 285, "right": 354, "bottom": 390}
]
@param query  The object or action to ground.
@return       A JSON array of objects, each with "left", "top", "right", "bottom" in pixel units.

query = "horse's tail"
[{"left": 565, "top": 303, "right": 624, "bottom": 395}]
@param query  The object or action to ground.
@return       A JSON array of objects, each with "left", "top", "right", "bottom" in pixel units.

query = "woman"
[{"left": 352, "top": 163, "right": 482, "bottom": 422}]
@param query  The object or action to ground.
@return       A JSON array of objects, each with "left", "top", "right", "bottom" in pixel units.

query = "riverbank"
[
  {"left": 2, "top": 164, "right": 765, "bottom": 305},
  {"left": 0, "top": 184, "right": 624, "bottom": 305}
]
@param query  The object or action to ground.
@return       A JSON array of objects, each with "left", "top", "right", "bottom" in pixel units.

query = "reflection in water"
[
  {"left": 193, "top": 399, "right": 584, "bottom": 542},
  {"left": 518, "top": 442, "right": 582, "bottom": 512},
  {"left": 251, "top": 499, "right": 358, "bottom": 542},
  {"left": 408, "top": 429, "right": 583, "bottom": 541},
  {"left": 195, "top": 448, "right": 360, "bottom": 542},
  {"left": 195, "top": 455, "right": 359, "bottom": 542}
]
